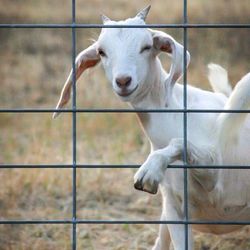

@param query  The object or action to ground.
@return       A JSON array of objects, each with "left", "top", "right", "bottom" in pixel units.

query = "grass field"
[{"left": 0, "top": 0, "right": 250, "bottom": 249}]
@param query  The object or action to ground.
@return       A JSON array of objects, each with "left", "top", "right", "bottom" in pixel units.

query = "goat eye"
[
  {"left": 98, "top": 48, "right": 107, "bottom": 57},
  {"left": 140, "top": 45, "right": 152, "bottom": 53}
]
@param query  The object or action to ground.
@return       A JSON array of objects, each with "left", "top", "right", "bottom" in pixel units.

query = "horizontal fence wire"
[
  {"left": 0, "top": 24, "right": 250, "bottom": 28},
  {"left": 0, "top": 108, "right": 249, "bottom": 113},
  {"left": 0, "top": 219, "right": 249, "bottom": 225},
  {"left": 0, "top": 164, "right": 250, "bottom": 169},
  {"left": 1, "top": 1, "right": 250, "bottom": 250}
]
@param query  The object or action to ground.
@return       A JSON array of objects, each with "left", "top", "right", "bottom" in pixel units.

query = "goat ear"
[
  {"left": 53, "top": 43, "right": 100, "bottom": 118},
  {"left": 101, "top": 14, "right": 111, "bottom": 24},
  {"left": 135, "top": 5, "right": 151, "bottom": 21},
  {"left": 151, "top": 30, "right": 190, "bottom": 86}
]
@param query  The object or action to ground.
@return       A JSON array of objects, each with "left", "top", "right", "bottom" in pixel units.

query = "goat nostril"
[{"left": 116, "top": 76, "right": 132, "bottom": 88}]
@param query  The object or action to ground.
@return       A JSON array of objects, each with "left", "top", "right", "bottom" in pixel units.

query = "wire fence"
[{"left": 0, "top": 0, "right": 249, "bottom": 250}]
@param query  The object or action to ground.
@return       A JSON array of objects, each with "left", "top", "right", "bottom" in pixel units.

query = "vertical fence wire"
[
  {"left": 71, "top": 0, "right": 77, "bottom": 249},
  {"left": 183, "top": 0, "right": 189, "bottom": 249}
]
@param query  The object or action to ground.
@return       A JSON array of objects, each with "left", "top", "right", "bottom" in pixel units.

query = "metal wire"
[
  {"left": 0, "top": 24, "right": 250, "bottom": 28},
  {"left": 0, "top": 164, "right": 250, "bottom": 169},
  {"left": 0, "top": 108, "right": 249, "bottom": 113},
  {"left": 1, "top": 1, "right": 249, "bottom": 249},
  {"left": 183, "top": 0, "right": 189, "bottom": 248},
  {"left": 71, "top": 0, "right": 77, "bottom": 249},
  {"left": 0, "top": 219, "right": 249, "bottom": 225}
]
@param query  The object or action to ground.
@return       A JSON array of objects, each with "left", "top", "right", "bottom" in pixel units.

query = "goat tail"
[
  {"left": 207, "top": 63, "right": 232, "bottom": 97},
  {"left": 216, "top": 72, "right": 250, "bottom": 149}
]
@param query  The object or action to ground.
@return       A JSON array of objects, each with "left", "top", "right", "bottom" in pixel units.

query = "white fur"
[
  {"left": 54, "top": 7, "right": 250, "bottom": 250},
  {"left": 207, "top": 63, "right": 232, "bottom": 97}
]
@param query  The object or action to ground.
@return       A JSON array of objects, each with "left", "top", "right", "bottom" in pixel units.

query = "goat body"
[{"left": 54, "top": 6, "right": 250, "bottom": 250}]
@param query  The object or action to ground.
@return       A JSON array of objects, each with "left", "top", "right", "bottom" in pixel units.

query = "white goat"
[{"left": 53, "top": 6, "right": 250, "bottom": 250}]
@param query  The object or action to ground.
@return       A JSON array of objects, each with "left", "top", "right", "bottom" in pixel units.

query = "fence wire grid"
[{"left": 1, "top": 1, "right": 250, "bottom": 250}]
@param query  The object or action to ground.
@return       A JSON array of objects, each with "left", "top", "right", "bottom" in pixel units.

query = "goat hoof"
[
  {"left": 134, "top": 179, "right": 143, "bottom": 191},
  {"left": 143, "top": 180, "right": 158, "bottom": 194},
  {"left": 134, "top": 179, "right": 158, "bottom": 195}
]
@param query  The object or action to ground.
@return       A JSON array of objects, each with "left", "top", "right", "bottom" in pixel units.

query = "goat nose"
[{"left": 116, "top": 76, "right": 132, "bottom": 88}]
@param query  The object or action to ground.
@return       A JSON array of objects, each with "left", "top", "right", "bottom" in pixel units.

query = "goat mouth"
[{"left": 117, "top": 85, "right": 138, "bottom": 97}]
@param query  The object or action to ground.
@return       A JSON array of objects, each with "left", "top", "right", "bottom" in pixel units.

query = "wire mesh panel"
[{"left": 0, "top": 1, "right": 249, "bottom": 250}]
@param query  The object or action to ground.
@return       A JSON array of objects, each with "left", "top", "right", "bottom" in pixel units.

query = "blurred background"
[{"left": 0, "top": 0, "right": 249, "bottom": 249}]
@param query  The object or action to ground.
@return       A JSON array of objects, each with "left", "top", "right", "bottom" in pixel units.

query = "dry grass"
[{"left": 0, "top": 0, "right": 250, "bottom": 249}]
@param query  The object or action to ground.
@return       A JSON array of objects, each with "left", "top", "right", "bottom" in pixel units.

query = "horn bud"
[
  {"left": 101, "top": 14, "right": 111, "bottom": 24},
  {"left": 136, "top": 5, "right": 151, "bottom": 21}
]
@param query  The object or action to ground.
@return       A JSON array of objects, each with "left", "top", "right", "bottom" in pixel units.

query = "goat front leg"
[
  {"left": 134, "top": 138, "right": 183, "bottom": 194},
  {"left": 152, "top": 217, "right": 171, "bottom": 250},
  {"left": 134, "top": 138, "right": 217, "bottom": 194}
]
